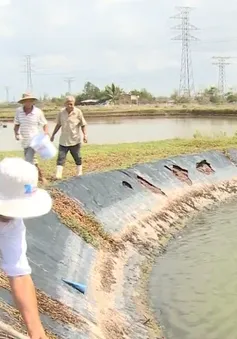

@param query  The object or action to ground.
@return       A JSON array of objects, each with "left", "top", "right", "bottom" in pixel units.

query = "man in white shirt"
[
  {"left": 14, "top": 93, "right": 48, "bottom": 183},
  {"left": 0, "top": 157, "right": 52, "bottom": 338}
]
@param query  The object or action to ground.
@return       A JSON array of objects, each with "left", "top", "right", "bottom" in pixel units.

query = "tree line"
[
  {"left": 171, "top": 87, "right": 237, "bottom": 104},
  {"left": 48, "top": 82, "right": 155, "bottom": 105},
  {"left": 2, "top": 82, "right": 237, "bottom": 107},
  {"left": 49, "top": 82, "right": 237, "bottom": 105}
]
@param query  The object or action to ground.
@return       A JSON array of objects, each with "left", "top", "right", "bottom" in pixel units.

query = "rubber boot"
[
  {"left": 56, "top": 165, "right": 63, "bottom": 179},
  {"left": 77, "top": 165, "right": 83, "bottom": 176}
]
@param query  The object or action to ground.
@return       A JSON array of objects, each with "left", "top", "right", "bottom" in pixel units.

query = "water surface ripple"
[{"left": 149, "top": 199, "right": 237, "bottom": 339}]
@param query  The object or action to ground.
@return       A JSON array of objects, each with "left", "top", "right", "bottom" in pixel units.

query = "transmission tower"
[
  {"left": 64, "top": 77, "right": 75, "bottom": 94},
  {"left": 4, "top": 86, "right": 9, "bottom": 102},
  {"left": 171, "top": 7, "right": 198, "bottom": 97},
  {"left": 24, "top": 55, "right": 33, "bottom": 92},
  {"left": 212, "top": 57, "right": 231, "bottom": 95}
]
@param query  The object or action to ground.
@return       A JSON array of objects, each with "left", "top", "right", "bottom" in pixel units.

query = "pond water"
[
  {"left": 149, "top": 199, "right": 237, "bottom": 339},
  {"left": 1, "top": 116, "right": 237, "bottom": 151}
]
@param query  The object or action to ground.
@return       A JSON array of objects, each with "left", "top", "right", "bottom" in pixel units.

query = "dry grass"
[
  {"left": 0, "top": 273, "right": 85, "bottom": 337},
  {"left": 0, "top": 299, "right": 58, "bottom": 339},
  {"left": 50, "top": 188, "right": 123, "bottom": 251}
]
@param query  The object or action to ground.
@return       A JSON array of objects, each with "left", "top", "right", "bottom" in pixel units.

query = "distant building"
[{"left": 130, "top": 95, "right": 139, "bottom": 104}]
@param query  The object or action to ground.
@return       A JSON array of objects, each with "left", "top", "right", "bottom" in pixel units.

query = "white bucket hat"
[{"left": 0, "top": 157, "right": 52, "bottom": 219}]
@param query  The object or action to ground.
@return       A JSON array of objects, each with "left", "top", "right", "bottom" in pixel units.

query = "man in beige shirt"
[{"left": 50, "top": 96, "right": 87, "bottom": 179}]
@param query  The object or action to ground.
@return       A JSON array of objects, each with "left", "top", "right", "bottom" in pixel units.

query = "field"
[
  {"left": 1, "top": 104, "right": 237, "bottom": 120},
  {"left": 0, "top": 136, "right": 236, "bottom": 182}
]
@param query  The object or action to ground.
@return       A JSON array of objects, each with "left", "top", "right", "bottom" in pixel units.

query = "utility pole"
[
  {"left": 171, "top": 6, "right": 198, "bottom": 97},
  {"left": 212, "top": 57, "right": 231, "bottom": 96},
  {"left": 24, "top": 55, "right": 33, "bottom": 92},
  {"left": 64, "top": 77, "right": 75, "bottom": 94},
  {"left": 5, "top": 86, "right": 9, "bottom": 102}
]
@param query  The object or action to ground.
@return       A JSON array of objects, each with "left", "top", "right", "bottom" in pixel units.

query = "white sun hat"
[
  {"left": 0, "top": 157, "right": 52, "bottom": 219},
  {"left": 18, "top": 92, "right": 38, "bottom": 104}
]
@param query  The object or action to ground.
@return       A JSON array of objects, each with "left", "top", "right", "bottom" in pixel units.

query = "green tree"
[
  {"left": 130, "top": 88, "right": 153, "bottom": 102},
  {"left": 203, "top": 86, "right": 221, "bottom": 103},
  {"left": 104, "top": 83, "right": 123, "bottom": 104},
  {"left": 170, "top": 90, "right": 179, "bottom": 103},
  {"left": 170, "top": 91, "right": 190, "bottom": 103},
  {"left": 225, "top": 91, "right": 237, "bottom": 103},
  {"left": 83, "top": 81, "right": 101, "bottom": 99}
]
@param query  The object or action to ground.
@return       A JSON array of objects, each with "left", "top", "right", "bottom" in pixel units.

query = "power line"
[
  {"left": 64, "top": 77, "right": 75, "bottom": 94},
  {"left": 23, "top": 55, "right": 33, "bottom": 93},
  {"left": 171, "top": 6, "right": 198, "bottom": 97},
  {"left": 212, "top": 56, "right": 232, "bottom": 95}
]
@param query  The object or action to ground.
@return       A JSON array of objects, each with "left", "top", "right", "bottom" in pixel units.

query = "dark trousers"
[{"left": 57, "top": 143, "right": 82, "bottom": 166}]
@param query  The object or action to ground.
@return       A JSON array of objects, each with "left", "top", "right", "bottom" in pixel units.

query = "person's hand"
[
  {"left": 83, "top": 134, "right": 88, "bottom": 143},
  {"left": 15, "top": 133, "right": 20, "bottom": 141},
  {"left": 50, "top": 135, "right": 54, "bottom": 142},
  {"left": 31, "top": 334, "right": 48, "bottom": 339},
  {"left": 29, "top": 326, "right": 48, "bottom": 339}
]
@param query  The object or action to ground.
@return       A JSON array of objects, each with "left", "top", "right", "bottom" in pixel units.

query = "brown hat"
[{"left": 18, "top": 93, "right": 38, "bottom": 104}]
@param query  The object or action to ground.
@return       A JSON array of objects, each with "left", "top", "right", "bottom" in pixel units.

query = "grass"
[
  {"left": 1, "top": 103, "right": 237, "bottom": 120},
  {"left": 49, "top": 188, "right": 122, "bottom": 250},
  {"left": 0, "top": 136, "right": 236, "bottom": 181}
]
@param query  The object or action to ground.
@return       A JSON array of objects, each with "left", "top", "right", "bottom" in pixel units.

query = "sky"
[{"left": 0, "top": 0, "right": 237, "bottom": 101}]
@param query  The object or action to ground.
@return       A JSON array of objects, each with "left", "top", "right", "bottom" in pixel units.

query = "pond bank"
[
  {"left": 1, "top": 146, "right": 237, "bottom": 338},
  {"left": 1, "top": 105, "right": 237, "bottom": 121},
  {"left": 57, "top": 149, "right": 237, "bottom": 338},
  {"left": 62, "top": 149, "right": 237, "bottom": 339}
]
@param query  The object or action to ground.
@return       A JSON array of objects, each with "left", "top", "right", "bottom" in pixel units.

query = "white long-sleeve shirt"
[{"left": 0, "top": 218, "right": 31, "bottom": 277}]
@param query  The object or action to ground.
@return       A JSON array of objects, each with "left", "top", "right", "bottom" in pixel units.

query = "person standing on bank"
[
  {"left": 0, "top": 157, "right": 52, "bottom": 338},
  {"left": 50, "top": 96, "right": 87, "bottom": 179},
  {"left": 14, "top": 93, "right": 48, "bottom": 183}
]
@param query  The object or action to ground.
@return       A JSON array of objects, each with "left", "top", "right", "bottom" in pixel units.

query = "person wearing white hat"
[
  {"left": 0, "top": 157, "right": 52, "bottom": 338},
  {"left": 14, "top": 93, "right": 48, "bottom": 184}
]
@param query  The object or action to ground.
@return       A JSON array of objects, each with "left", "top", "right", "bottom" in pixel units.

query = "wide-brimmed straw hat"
[
  {"left": 0, "top": 158, "right": 52, "bottom": 219},
  {"left": 18, "top": 93, "right": 38, "bottom": 104}
]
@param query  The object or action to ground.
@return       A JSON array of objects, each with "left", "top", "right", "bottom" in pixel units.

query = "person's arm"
[
  {"left": 38, "top": 110, "right": 48, "bottom": 135},
  {"left": 81, "top": 125, "right": 87, "bottom": 142},
  {"left": 50, "top": 112, "right": 61, "bottom": 142},
  {"left": 0, "top": 219, "right": 46, "bottom": 338},
  {"left": 10, "top": 276, "right": 45, "bottom": 338},
  {"left": 79, "top": 110, "right": 87, "bottom": 143},
  {"left": 13, "top": 110, "right": 20, "bottom": 140}
]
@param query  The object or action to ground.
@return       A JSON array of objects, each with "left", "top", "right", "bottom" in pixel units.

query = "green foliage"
[
  {"left": 171, "top": 86, "right": 237, "bottom": 105},
  {"left": 83, "top": 81, "right": 101, "bottom": 99},
  {"left": 130, "top": 88, "right": 154, "bottom": 102},
  {"left": 170, "top": 91, "right": 191, "bottom": 104},
  {"left": 4, "top": 79, "right": 237, "bottom": 106},
  {"left": 104, "top": 83, "right": 123, "bottom": 103},
  {"left": 225, "top": 91, "right": 237, "bottom": 103},
  {"left": 203, "top": 86, "right": 221, "bottom": 103},
  {"left": 75, "top": 81, "right": 102, "bottom": 102},
  {"left": 74, "top": 81, "right": 124, "bottom": 104}
]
